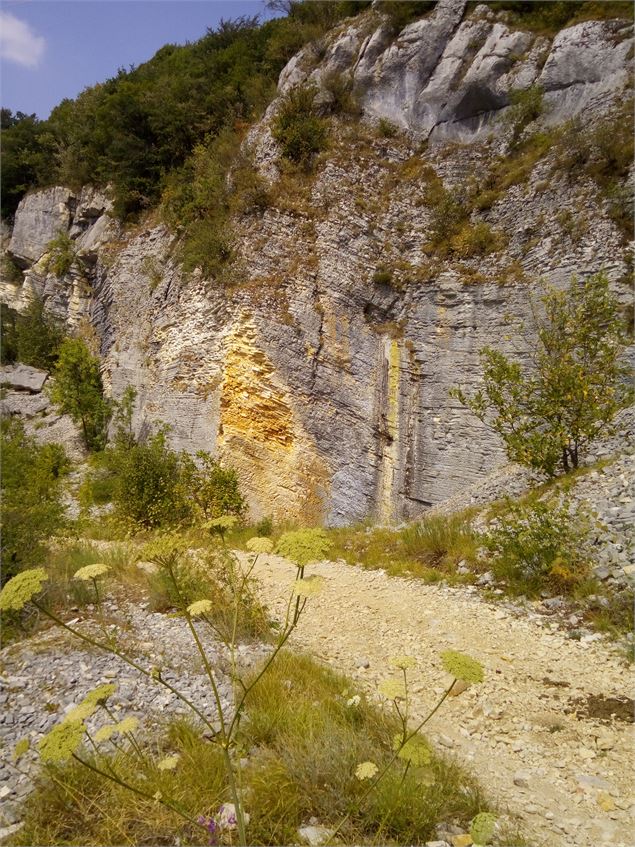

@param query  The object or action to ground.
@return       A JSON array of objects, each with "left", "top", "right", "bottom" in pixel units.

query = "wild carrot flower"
[
  {"left": 246, "top": 537, "right": 274, "bottom": 554},
  {"left": 355, "top": 761, "right": 378, "bottom": 780},
  {"left": 0, "top": 568, "right": 48, "bottom": 611},
  {"left": 441, "top": 650, "right": 484, "bottom": 684},
  {"left": 38, "top": 720, "right": 85, "bottom": 763},
  {"left": 378, "top": 678, "right": 406, "bottom": 700},
  {"left": 187, "top": 599, "right": 213, "bottom": 617},
  {"left": 390, "top": 655, "right": 416, "bottom": 670},
  {"left": 73, "top": 563, "right": 111, "bottom": 581}
]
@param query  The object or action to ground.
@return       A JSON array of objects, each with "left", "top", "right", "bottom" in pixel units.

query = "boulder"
[{"left": 0, "top": 364, "right": 48, "bottom": 393}]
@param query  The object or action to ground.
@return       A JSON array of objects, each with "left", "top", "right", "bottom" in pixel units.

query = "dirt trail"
[{"left": 244, "top": 553, "right": 635, "bottom": 847}]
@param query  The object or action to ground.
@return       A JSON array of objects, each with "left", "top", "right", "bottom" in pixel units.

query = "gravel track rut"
[{"left": 245, "top": 553, "right": 635, "bottom": 847}]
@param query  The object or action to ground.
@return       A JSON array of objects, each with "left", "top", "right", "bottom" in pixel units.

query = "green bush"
[
  {"left": 479, "top": 2, "right": 633, "bottom": 35},
  {"left": 372, "top": 267, "right": 393, "bottom": 285},
  {"left": 0, "top": 419, "right": 68, "bottom": 585},
  {"left": 482, "top": 497, "right": 593, "bottom": 593},
  {"left": 450, "top": 221, "right": 506, "bottom": 258},
  {"left": 45, "top": 230, "right": 76, "bottom": 277},
  {"left": 272, "top": 85, "right": 328, "bottom": 167},
  {"left": 1, "top": 298, "right": 65, "bottom": 371},
  {"left": 108, "top": 428, "right": 189, "bottom": 528},
  {"left": 505, "top": 85, "right": 544, "bottom": 146},
  {"left": 48, "top": 337, "right": 111, "bottom": 451},
  {"left": 0, "top": 303, "right": 18, "bottom": 364},
  {"left": 377, "top": 117, "right": 398, "bottom": 138},
  {"left": 376, "top": 1, "right": 436, "bottom": 33},
  {"left": 181, "top": 451, "right": 246, "bottom": 521},
  {"left": 107, "top": 427, "right": 246, "bottom": 529}
]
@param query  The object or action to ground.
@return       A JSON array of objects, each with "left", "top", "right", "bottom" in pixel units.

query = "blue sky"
[{"left": 1, "top": 0, "right": 277, "bottom": 118}]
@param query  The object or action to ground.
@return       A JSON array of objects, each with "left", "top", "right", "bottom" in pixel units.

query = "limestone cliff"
[{"left": 2, "top": 1, "right": 633, "bottom": 525}]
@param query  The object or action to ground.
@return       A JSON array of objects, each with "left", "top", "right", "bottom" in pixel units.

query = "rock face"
[
  {"left": 2, "top": 186, "right": 116, "bottom": 329},
  {"left": 0, "top": 367, "right": 86, "bottom": 461},
  {"left": 1, "top": 4, "right": 633, "bottom": 524},
  {"left": 280, "top": 1, "right": 633, "bottom": 141}
]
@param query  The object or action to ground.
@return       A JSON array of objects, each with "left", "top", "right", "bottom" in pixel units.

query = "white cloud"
[{"left": 0, "top": 11, "right": 45, "bottom": 69}]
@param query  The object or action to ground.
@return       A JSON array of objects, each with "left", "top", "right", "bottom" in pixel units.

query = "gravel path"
[{"left": 245, "top": 552, "right": 635, "bottom": 847}]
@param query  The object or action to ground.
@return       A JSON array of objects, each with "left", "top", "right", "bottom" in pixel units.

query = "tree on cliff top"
[{"left": 451, "top": 272, "right": 633, "bottom": 476}]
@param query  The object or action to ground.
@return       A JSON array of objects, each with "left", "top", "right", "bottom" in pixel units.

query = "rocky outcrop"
[
  {"left": 1, "top": 4, "right": 633, "bottom": 524},
  {"left": 2, "top": 187, "right": 117, "bottom": 328},
  {"left": 280, "top": 1, "right": 633, "bottom": 141},
  {"left": 0, "top": 366, "right": 86, "bottom": 461},
  {"left": 0, "top": 364, "right": 48, "bottom": 393}
]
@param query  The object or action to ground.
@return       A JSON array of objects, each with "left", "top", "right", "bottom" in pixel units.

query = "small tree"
[
  {"left": 13, "top": 298, "right": 65, "bottom": 371},
  {"left": 451, "top": 272, "right": 634, "bottom": 476},
  {"left": 48, "top": 337, "right": 111, "bottom": 451}
]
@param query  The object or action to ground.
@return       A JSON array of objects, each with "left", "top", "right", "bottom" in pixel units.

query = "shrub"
[
  {"left": 2, "top": 298, "right": 65, "bottom": 371},
  {"left": 48, "top": 337, "right": 111, "bottom": 451},
  {"left": 450, "top": 221, "right": 506, "bottom": 258},
  {"left": 45, "top": 230, "right": 77, "bottom": 277},
  {"left": 377, "top": 117, "right": 398, "bottom": 138},
  {"left": 321, "top": 70, "right": 360, "bottom": 117},
  {"left": 0, "top": 303, "right": 18, "bottom": 364},
  {"left": 0, "top": 419, "right": 68, "bottom": 585},
  {"left": 482, "top": 497, "right": 593, "bottom": 593},
  {"left": 272, "top": 84, "right": 328, "bottom": 168},
  {"left": 372, "top": 267, "right": 393, "bottom": 285},
  {"left": 181, "top": 452, "right": 246, "bottom": 521},
  {"left": 376, "top": 1, "right": 436, "bottom": 33},
  {"left": 109, "top": 428, "right": 190, "bottom": 528},
  {"left": 426, "top": 187, "right": 470, "bottom": 252},
  {"left": 107, "top": 429, "right": 246, "bottom": 530},
  {"left": 451, "top": 272, "right": 634, "bottom": 476},
  {"left": 505, "top": 85, "right": 544, "bottom": 146}
]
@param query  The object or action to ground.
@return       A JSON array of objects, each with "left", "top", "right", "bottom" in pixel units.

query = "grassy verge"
[
  {"left": 324, "top": 511, "right": 480, "bottom": 584},
  {"left": 11, "top": 651, "right": 501, "bottom": 847}
]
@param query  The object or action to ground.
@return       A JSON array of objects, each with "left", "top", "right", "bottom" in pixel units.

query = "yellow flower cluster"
[
  {"left": 470, "top": 812, "right": 497, "bottom": 845},
  {"left": 276, "top": 528, "right": 332, "bottom": 566},
  {"left": 187, "top": 599, "right": 213, "bottom": 617},
  {"left": 0, "top": 568, "right": 48, "bottom": 611},
  {"left": 378, "top": 678, "right": 406, "bottom": 700},
  {"left": 39, "top": 720, "right": 86, "bottom": 763},
  {"left": 389, "top": 655, "right": 416, "bottom": 670},
  {"left": 246, "top": 537, "right": 274, "bottom": 554},
  {"left": 395, "top": 734, "right": 432, "bottom": 767},
  {"left": 441, "top": 650, "right": 484, "bottom": 684},
  {"left": 355, "top": 761, "right": 378, "bottom": 781},
  {"left": 293, "top": 575, "right": 326, "bottom": 597},
  {"left": 73, "top": 563, "right": 111, "bottom": 581}
]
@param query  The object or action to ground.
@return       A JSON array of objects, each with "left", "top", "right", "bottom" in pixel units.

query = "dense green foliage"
[
  {"left": 0, "top": 3, "right": 369, "bottom": 222},
  {"left": 0, "top": 300, "right": 64, "bottom": 370},
  {"left": 482, "top": 497, "right": 593, "bottom": 593},
  {"left": 0, "top": 419, "right": 68, "bottom": 584},
  {"left": 48, "top": 337, "right": 111, "bottom": 450},
  {"left": 452, "top": 273, "right": 634, "bottom": 476},
  {"left": 45, "top": 230, "right": 77, "bottom": 277},
  {"left": 272, "top": 84, "right": 329, "bottom": 167},
  {"left": 0, "top": 109, "right": 54, "bottom": 220}
]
